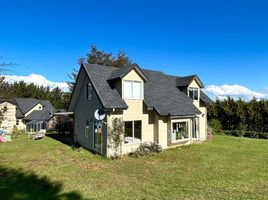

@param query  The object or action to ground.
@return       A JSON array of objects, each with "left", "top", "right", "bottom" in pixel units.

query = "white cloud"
[
  {"left": 204, "top": 84, "right": 267, "bottom": 101},
  {"left": 3, "top": 74, "right": 69, "bottom": 92}
]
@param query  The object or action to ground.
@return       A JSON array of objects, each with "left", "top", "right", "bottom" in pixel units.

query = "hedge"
[{"left": 223, "top": 130, "right": 268, "bottom": 139}]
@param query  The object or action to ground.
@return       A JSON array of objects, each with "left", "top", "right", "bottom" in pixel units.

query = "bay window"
[{"left": 171, "top": 121, "right": 189, "bottom": 142}]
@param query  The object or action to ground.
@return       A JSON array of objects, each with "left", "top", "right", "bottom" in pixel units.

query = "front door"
[{"left": 93, "top": 121, "right": 103, "bottom": 154}]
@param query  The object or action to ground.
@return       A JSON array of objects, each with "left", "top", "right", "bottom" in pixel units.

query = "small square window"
[{"left": 189, "top": 88, "right": 199, "bottom": 100}]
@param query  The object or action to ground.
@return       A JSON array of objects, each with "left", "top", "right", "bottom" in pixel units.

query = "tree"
[
  {"left": 108, "top": 117, "right": 124, "bottom": 158},
  {"left": 67, "top": 45, "right": 136, "bottom": 92}
]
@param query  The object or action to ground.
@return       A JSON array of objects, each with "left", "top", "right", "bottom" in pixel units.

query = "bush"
[
  {"left": 209, "top": 119, "right": 223, "bottom": 134},
  {"left": 223, "top": 130, "right": 268, "bottom": 139},
  {"left": 129, "top": 142, "right": 163, "bottom": 157}
]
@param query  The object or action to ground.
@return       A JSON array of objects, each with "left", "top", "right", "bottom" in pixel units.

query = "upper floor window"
[
  {"left": 123, "top": 80, "right": 142, "bottom": 99},
  {"left": 86, "top": 83, "right": 93, "bottom": 100},
  {"left": 189, "top": 87, "right": 199, "bottom": 100}
]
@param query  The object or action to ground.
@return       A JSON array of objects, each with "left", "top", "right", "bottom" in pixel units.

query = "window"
[
  {"left": 123, "top": 81, "right": 142, "bottom": 99},
  {"left": 189, "top": 87, "right": 199, "bottom": 100},
  {"left": 85, "top": 120, "right": 90, "bottom": 137},
  {"left": 124, "top": 120, "right": 142, "bottom": 144},
  {"left": 16, "top": 120, "right": 19, "bottom": 126},
  {"left": 193, "top": 118, "right": 199, "bottom": 139},
  {"left": 171, "top": 121, "right": 189, "bottom": 141},
  {"left": 86, "top": 83, "right": 93, "bottom": 100},
  {"left": 39, "top": 106, "right": 42, "bottom": 109}
]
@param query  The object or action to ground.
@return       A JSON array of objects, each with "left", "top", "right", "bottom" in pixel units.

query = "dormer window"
[
  {"left": 123, "top": 80, "right": 142, "bottom": 99},
  {"left": 189, "top": 87, "right": 199, "bottom": 100}
]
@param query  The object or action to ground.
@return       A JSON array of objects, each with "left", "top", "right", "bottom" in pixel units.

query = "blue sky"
[{"left": 1, "top": 0, "right": 268, "bottom": 99}]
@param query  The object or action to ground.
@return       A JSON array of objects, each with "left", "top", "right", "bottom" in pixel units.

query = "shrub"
[
  {"left": 224, "top": 130, "right": 268, "bottom": 139},
  {"left": 129, "top": 142, "right": 163, "bottom": 158},
  {"left": 12, "top": 126, "right": 27, "bottom": 137},
  {"left": 209, "top": 119, "right": 223, "bottom": 134}
]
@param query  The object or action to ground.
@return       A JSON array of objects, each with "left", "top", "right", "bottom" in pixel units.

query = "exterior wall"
[
  {"left": 188, "top": 80, "right": 207, "bottom": 140},
  {"left": 0, "top": 102, "right": 16, "bottom": 132},
  {"left": 24, "top": 103, "right": 43, "bottom": 116},
  {"left": 72, "top": 68, "right": 107, "bottom": 155},
  {"left": 17, "top": 119, "right": 26, "bottom": 130},
  {"left": 107, "top": 69, "right": 154, "bottom": 156},
  {"left": 154, "top": 114, "right": 168, "bottom": 149}
]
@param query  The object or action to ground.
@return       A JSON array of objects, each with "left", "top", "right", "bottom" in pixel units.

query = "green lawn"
[{"left": 0, "top": 134, "right": 267, "bottom": 200}]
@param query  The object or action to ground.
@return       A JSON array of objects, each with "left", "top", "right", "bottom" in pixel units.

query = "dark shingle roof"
[
  {"left": 84, "top": 64, "right": 128, "bottom": 109},
  {"left": 83, "top": 64, "right": 201, "bottom": 116},
  {"left": 14, "top": 98, "right": 55, "bottom": 121},
  {"left": 108, "top": 64, "right": 149, "bottom": 82},
  {"left": 143, "top": 70, "right": 201, "bottom": 116},
  {"left": 15, "top": 98, "right": 39, "bottom": 114},
  {"left": 200, "top": 90, "right": 213, "bottom": 104},
  {"left": 176, "top": 75, "right": 204, "bottom": 88},
  {"left": 168, "top": 75, "right": 212, "bottom": 105},
  {"left": 25, "top": 100, "right": 54, "bottom": 121}
]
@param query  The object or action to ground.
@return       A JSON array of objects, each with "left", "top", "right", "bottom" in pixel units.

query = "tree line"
[
  {"left": 208, "top": 97, "right": 268, "bottom": 133},
  {"left": 0, "top": 46, "right": 134, "bottom": 109},
  {"left": 0, "top": 77, "right": 69, "bottom": 109}
]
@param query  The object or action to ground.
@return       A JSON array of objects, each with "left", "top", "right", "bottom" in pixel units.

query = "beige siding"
[
  {"left": 17, "top": 119, "right": 26, "bottom": 130},
  {"left": 107, "top": 69, "right": 153, "bottom": 156},
  {"left": 188, "top": 80, "right": 207, "bottom": 140},
  {"left": 0, "top": 102, "right": 16, "bottom": 132}
]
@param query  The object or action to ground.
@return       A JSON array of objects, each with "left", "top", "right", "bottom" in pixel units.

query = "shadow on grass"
[
  {"left": 46, "top": 132, "right": 74, "bottom": 147},
  {"left": 0, "top": 166, "right": 83, "bottom": 200}
]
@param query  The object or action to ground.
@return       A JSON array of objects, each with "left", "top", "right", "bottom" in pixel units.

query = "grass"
[{"left": 0, "top": 133, "right": 267, "bottom": 200}]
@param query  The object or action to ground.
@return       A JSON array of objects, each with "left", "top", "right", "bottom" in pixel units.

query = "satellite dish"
[{"left": 94, "top": 109, "right": 106, "bottom": 121}]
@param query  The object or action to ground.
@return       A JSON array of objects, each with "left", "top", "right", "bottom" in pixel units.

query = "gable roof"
[
  {"left": 80, "top": 64, "right": 202, "bottom": 116},
  {"left": 176, "top": 75, "right": 204, "bottom": 88},
  {"left": 143, "top": 70, "right": 201, "bottom": 116},
  {"left": 168, "top": 75, "right": 212, "bottom": 105},
  {"left": 14, "top": 98, "right": 55, "bottom": 121},
  {"left": 83, "top": 64, "right": 128, "bottom": 109},
  {"left": 15, "top": 98, "right": 40, "bottom": 114},
  {"left": 108, "top": 64, "right": 149, "bottom": 82}
]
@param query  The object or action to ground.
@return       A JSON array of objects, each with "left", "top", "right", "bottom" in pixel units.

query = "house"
[
  {"left": 0, "top": 98, "right": 55, "bottom": 132},
  {"left": 68, "top": 63, "right": 212, "bottom": 157}
]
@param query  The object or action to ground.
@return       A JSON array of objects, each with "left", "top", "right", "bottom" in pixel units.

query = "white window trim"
[
  {"left": 171, "top": 119, "right": 190, "bottom": 143},
  {"left": 123, "top": 80, "right": 143, "bottom": 100},
  {"left": 188, "top": 87, "right": 199, "bottom": 101},
  {"left": 192, "top": 117, "right": 200, "bottom": 140}
]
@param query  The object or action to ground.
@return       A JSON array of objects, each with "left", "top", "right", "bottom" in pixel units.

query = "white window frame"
[
  {"left": 193, "top": 117, "right": 200, "bottom": 139},
  {"left": 123, "top": 80, "right": 142, "bottom": 100},
  {"left": 171, "top": 119, "right": 190, "bottom": 143},
  {"left": 188, "top": 87, "right": 199, "bottom": 101}
]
